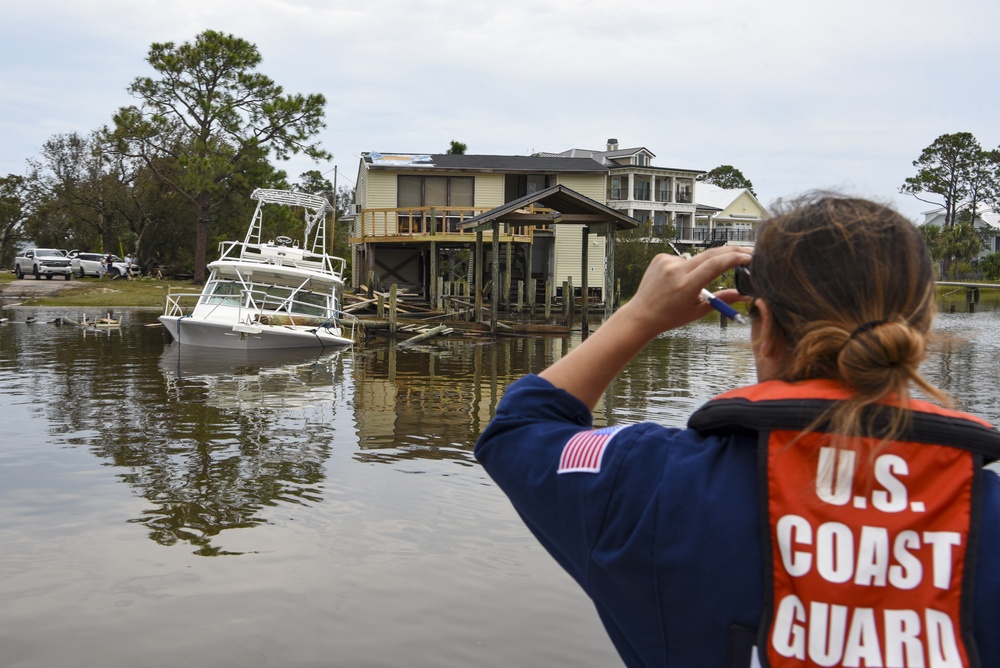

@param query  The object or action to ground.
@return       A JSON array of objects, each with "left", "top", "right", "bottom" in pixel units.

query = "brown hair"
[{"left": 750, "top": 193, "right": 949, "bottom": 442}]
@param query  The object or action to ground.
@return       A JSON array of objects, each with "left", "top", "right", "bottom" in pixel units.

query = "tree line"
[{"left": 0, "top": 30, "right": 348, "bottom": 282}]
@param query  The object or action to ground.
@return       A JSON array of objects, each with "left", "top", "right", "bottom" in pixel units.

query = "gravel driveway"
[{"left": 1, "top": 276, "right": 80, "bottom": 301}]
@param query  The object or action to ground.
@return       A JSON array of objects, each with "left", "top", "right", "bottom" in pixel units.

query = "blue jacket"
[{"left": 474, "top": 374, "right": 1000, "bottom": 667}]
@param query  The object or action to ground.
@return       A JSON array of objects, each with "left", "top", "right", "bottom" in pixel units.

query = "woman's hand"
[
  {"left": 538, "top": 246, "right": 752, "bottom": 410},
  {"left": 617, "top": 246, "right": 753, "bottom": 339}
]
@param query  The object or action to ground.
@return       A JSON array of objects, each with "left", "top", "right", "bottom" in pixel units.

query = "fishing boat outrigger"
[{"left": 159, "top": 188, "right": 357, "bottom": 350}]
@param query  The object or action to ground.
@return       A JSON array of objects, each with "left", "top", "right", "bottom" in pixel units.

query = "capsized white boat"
[{"left": 160, "top": 188, "right": 358, "bottom": 350}]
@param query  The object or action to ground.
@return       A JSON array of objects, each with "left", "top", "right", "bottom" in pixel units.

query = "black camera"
[{"left": 734, "top": 264, "right": 753, "bottom": 297}]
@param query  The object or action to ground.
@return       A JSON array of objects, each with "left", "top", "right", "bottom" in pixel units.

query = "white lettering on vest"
[
  {"left": 926, "top": 609, "right": 962, "bottom": 667},
  {"left": 816, "top": 446, "right": 856, "bottom": 506},
  {"left": 922, "top": 532, "right": 961, "bottom": 589},
  {"left": 771, "top": 596, "right": 962, "bottom": 667},
  {"left": 777, "top": 515, "right": 812, "bottom": 577},
  {"left": 888, "top": 530, "right": 923, "bottom": 590},
  {"left": 884, "top": 609, "right": 923, "bottom": 667},
  {"left": 816, "top": 522, "right": 853, "bottom": 584},
  {"left": 775, "top": 516, "right": 958, "bottom": 590},
  {"left": 854, "top": 525, "right": 889, "bottom": 586},
  {"left": 808, "top": 601, "right": 848, "bottom": 666},
  {"left": 873, "top": 454, "right": 909, "bottom": 512},
  {"left": 772, "top": 594, "right": 806, "bottom": 659},
  {"left": 843, "top": 607, "right": 882, "bottom": 667}
]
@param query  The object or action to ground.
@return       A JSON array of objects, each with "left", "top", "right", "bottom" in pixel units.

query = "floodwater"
[{"left": 1, "top": 294, "right": 999, "bottom": 668}]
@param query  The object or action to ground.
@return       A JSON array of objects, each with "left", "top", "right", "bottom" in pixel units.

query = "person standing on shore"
[{"left": 475, "top": 194, "right": 1000, "bottom": 666}]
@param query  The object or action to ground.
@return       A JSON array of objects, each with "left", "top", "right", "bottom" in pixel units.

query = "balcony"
[
  {"left": 353, "top": 205, "right": 543, "bottom": 243},
  {"left": 675, "top": 226, "right": 757, "bottom": 244}
]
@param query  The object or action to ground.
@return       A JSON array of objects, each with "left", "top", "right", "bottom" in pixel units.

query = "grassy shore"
[
  {"left": 3, "top": 271, "right": 997, "bottom": 310},
  {"left": 0, "top": 272, "right": 201, "bottom": 308}
]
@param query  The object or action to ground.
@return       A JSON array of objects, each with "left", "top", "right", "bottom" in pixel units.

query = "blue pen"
[{"left": 700, "top": 288, "right": 747, "bottom": 324}]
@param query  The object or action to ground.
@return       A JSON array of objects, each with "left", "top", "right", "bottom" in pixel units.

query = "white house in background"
[
  {"left": 694, "top": 183, "right": 769, "bottom": 248},
  {"left": 537, "top": 139, "right": 703, "bottom": 240},
  {"left": 920, "top": 206, "right": 1000, "bottom": 258}
]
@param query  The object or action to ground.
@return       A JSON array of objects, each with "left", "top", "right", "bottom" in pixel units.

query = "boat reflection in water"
[{"left": 158, "top": 341, "right": 349, "bottom": 410}]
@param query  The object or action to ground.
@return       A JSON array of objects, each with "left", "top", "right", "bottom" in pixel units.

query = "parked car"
[
  {"left": 68, "top": 251, "right": 141, "bottom": 278},
  {"left": 69, "top": 252, "right": 106, "bottom": 278},
  {"left": 13, "top": 248, "right": 73, "bottom": 280}
]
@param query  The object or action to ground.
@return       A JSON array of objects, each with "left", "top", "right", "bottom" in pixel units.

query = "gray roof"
[
  {"left": 537, "top": 147, "right": 704, "bottom": 174},
  {"left": 459, "top": 184, "right": 638, "bottom": 231},
  {"left": 363, "top": 152, "right": 607, "bottom": 173},
  {"left": 537, "top": 147, "right": 651, "bottom": 160}
]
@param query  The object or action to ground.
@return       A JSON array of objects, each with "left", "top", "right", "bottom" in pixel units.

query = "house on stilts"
[{"left": 351, "top": 152, "right": 638, "bottom": 315}]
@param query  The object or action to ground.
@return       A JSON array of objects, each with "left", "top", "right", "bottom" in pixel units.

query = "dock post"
[
  {"left": 389, "top": 284, "right": 398, "bottom": 337},
  {"left": 491, "top": 223, "right": 500, "bottom": 335},
  {"left": 567, "top": 277, "right": 574, "bottom": 325}
]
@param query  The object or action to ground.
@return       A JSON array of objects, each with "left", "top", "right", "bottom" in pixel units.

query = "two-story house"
[
  {"left": 352, "top": 151, "right": 618, "bottom": 303},
  {"left": 537, "top": 139, "right": 704, "bottom": 240}
]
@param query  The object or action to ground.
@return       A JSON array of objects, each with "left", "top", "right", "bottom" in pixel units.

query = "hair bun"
[{"left": 837, "top": 320, "right": 925, "bottom": 395}]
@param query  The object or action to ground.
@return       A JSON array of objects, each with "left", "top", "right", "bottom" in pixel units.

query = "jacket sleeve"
[{"left": 474, "top": 374, "right": 665, "bottom": 588}]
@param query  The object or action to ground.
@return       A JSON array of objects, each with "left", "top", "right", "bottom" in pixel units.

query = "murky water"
[{"left": 1, "top": 299, "right": 998, "bottom": 667}]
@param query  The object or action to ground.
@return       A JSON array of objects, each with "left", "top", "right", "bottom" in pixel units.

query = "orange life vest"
[{"left": 688, "top": 379, "right": 1000, "bottom": 668}]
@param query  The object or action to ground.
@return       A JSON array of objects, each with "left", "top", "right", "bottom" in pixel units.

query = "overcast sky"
[{"left": 2, "top": 0, "right": 997, "bottom": 221}]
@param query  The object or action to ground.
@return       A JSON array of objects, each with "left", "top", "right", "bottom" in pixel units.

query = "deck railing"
[
  {"left": 674, "top": 227, "right": 758, "bottom": 244},
  {"left": 355, "top": 205, "right": 546, "bottom": 242}
]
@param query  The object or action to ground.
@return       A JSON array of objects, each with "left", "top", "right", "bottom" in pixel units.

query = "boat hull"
[{"left": 159, "top": 315, "right": 352, "bottom": 350}]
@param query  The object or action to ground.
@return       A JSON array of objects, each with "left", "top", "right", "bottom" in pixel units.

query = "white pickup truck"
[{"left": 13, "top": 248, "right": 73, "bottom": 280}]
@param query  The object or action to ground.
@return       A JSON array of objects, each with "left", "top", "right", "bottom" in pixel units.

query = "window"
[
  {"left": 676, "top": 181, "right": 693, "bottom": 204},
  {"left": 610, "top": 177, "right": 624, "bottom": 200},
  {"left": 505, "top": 174, "right": 554, "bottom": 202},
  {"left": 657, "top": 179, "right": 671, "bottom": 202},
  {"left": 634, "top": 177, "right": 652, "bottom": 201},
  {"left": 397, "top": 175, "right": 475, "bottom": 207}
]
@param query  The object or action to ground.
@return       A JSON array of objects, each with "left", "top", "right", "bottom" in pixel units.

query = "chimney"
[{"left": 607, "top": 138, "right": 619, "bottom": 151}]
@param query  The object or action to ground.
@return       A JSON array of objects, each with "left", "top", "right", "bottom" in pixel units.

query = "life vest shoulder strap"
[{"left": 688, "top": 380, "right": 1000, "bottom": 461}]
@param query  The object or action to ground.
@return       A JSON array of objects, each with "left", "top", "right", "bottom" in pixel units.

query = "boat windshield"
[
  {"left": 201, "top": 280, "right": 331, "bottom": 317},
  {"left": 202, "top": 280, "right": 243, "bottom": 306}
]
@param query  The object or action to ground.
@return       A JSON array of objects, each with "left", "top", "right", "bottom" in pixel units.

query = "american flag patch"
[{"left": 557, "top": 426, "right": 627, "bottom": 474}]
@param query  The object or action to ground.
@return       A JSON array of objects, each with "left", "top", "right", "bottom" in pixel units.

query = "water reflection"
[
  {"left": 159, "top": 342, "right": 348, "bottom": 410},
  {"left": 350, "top": 340, "right": 555, "bottom": 464},
  {"left": 3, "top": 303, "right": 1000, "bottom": 667},
  {"left": 2, "top": 304, "right": 999, "bottom": 559}
]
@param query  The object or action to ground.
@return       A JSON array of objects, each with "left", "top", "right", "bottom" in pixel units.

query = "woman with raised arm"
[{"left": 475, "top": 194, "right": 1000, "bottom": 667}]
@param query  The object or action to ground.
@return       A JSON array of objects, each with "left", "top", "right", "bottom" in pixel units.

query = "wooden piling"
[{"left": 388, "top": 284, "right": 398, "bottom": 336}]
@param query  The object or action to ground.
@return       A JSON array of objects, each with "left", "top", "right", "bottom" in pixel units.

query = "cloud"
[{"left": 2, "top": 0, "right": 998, "bottom": 220}]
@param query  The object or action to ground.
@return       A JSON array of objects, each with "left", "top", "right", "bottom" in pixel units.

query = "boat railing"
[
  {"left": 163, "top": 291, "right": 203, "bottom": 317},
  {"left": 217, "top": 240, "right": 347, "bottom": 279}
]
